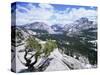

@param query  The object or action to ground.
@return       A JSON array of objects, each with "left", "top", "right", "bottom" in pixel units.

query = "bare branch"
[{"left": 17, "top": 55, "right": 26, "bottom": 66}]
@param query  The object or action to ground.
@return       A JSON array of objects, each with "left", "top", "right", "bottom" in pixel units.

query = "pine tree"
[
  {"left": 63, "top": 27, "right": 97, "bottom": 65},
  {"left": 79, "top": 27, "right": 97, "bottom": 65},
  {"left": 43, "top": 39, "right": 57, "bottom": 57}
]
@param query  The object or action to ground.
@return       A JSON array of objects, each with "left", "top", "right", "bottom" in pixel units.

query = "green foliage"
[
  {"left": 43, "top": 39, "right": 57, "bottom": 57},
  {"left": 25, "top": 27, "right": 97, "bottom": 65},
  {"left": 79, "top": 27, "right": 97, "bottom": 65},
  {"left": 26, "top": 37, "right": 41, "bottom": 51},
  {"left": 63, "top": 27, "right": 97, "bottom": 65},
  {"left": 25, "top": 37, "right": 57, "bottom": 59},
  {"left": 25, "top": 36, "right": 42, "bottom": 60}
]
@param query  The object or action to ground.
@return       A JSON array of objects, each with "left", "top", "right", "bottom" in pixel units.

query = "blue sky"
[{"left": 11, "top": 2, "right": 97, "bottom": 25}]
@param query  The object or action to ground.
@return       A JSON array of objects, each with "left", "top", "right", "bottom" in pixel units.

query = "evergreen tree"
[
  {"left": 43, "top": 39, "right": 57, "bottom": 57},
  {"left": 63, "top": 27, "right": 97, "bottom": 65},
  {"left": 79, "top": 27, "right": 97, "bottom": 65},
  {"left": 18, "top": 36, "right": 57, "bottom": 71}
]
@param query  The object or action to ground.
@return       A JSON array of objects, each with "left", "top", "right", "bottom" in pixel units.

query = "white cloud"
[
  {"left": 15, "top": 5, "right": 51, "bottom": 25},
  {"left": 55, "top": 8, "right": 97, "bottom": 23},
  {"left": 68, "top": 8, "right": 97, "bottom": 21},
  {"left": 13, "top": 3, "right": 97, "bottom": 26},
  {"left": 38, "top": 3, "right": 54, "bottom": 9}
]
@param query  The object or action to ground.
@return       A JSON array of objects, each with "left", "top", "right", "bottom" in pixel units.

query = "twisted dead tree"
[
  {"left": 18, "top": 38, "right": 57, "bottom": 72},
  {"left": 18, "top": 36, "right": 42, "bottom": 72}
]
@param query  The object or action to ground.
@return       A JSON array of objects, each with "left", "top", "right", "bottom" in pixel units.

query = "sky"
[{"left": 11, "top": 2, "right": 97, "bottom": 26}]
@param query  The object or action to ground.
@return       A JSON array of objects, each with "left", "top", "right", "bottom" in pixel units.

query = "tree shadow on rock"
[{"left": 19, "top": 58, "right": 53, "bottom": 73}]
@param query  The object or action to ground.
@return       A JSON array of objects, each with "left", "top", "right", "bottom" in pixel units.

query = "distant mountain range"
[{"left": 15, "top": 17, "right": 97, "bottom": 35}]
